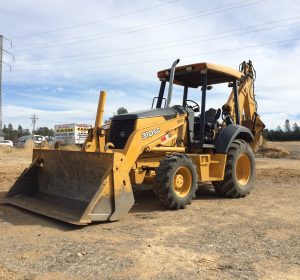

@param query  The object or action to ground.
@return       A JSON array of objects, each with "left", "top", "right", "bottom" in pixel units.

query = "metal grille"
[{"left": 108, "top": 119, "right": 136, "bottom": 149}]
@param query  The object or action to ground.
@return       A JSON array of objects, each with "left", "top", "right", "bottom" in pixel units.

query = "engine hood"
[{"left": 112, "top": 106, "right": 187, "bottom": 121}]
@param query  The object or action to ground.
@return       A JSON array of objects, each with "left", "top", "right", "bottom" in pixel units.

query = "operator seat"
[
  {"left": 193, "top": 108, "right": 221, "bottom": 142},
  {"left": 205, "top": 108, "right": 221, "bottom": 129}
]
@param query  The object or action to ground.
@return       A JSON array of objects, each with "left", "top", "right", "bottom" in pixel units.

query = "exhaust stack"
[{"left": 166, "top": 59, "right": 180, "bottom": 107}]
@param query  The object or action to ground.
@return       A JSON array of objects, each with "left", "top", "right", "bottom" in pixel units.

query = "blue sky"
[{"left": 0, "top": 0, "right": 300, "bottom": 130}]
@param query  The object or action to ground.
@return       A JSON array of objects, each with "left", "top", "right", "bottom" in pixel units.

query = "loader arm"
[
  {"left": 83, "top": 91, "right": 107, "bottom": 153},
  {"left": 225, "top": 61, "right": 265, "bottom": 151},
  {"left": 107, "top": 113, "right": 187, "bottom": 220}
]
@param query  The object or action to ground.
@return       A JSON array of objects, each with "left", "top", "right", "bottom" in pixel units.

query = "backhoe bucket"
[{"left": 5, "top": 149, "right": 124, "bottom": 225}]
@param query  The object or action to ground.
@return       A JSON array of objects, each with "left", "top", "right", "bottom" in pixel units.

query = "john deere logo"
[{"left": 120, "top": 131, "right": 126, "bottom": 137}]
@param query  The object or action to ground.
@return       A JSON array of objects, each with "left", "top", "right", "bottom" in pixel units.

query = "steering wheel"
[{"left": 185, "top": 99, "right": 200, "bottom": 112}]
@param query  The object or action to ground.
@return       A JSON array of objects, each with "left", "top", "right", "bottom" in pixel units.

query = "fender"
[{"left": 215, "top": 124, "right": 254, "bottom": 154}]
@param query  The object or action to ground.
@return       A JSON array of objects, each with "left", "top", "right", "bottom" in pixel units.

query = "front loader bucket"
[{"left": 5, "top": 149, "right": 131, "bottom": 225}]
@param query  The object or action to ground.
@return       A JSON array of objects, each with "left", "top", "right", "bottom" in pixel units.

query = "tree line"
[
  {"left": 263, "top": 119, "right": 300, "bottom": 141},
  {"left": 1, "top": 107, "right": 128, "bottom": 142},
  {"left": 2, "top": 123, "right": 54, "bottom": 143},
  {"left": 2, "top": 118, "right": 299, "bottom": 143}
]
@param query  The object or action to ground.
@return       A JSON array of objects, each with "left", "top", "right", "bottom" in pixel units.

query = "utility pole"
[
  {"left": 0, "top": 35, "right": 3, "bottom": 137},
  {"left": 31, "top": 114, "right": 38, "bottom": 133},
  {"left": 0, "top": 34, "right": 13, "bottom": 139}
]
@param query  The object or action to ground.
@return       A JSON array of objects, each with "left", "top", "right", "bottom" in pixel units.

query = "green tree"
[
  {"left": 17, "top": 125, "right": 23, "bottom": 137},
  {"left": 2, "top": 124, "right": 7, "bottom": 135},
  {"left": 284, "top": 119, "right": 291, "bottom": 132},
  {"left": 2, "top": 123, "right": 35, "bottom": 142},
  {"left": 8, "top": 123, "right": 13, "bottom": 132},
  {"left": 22, "top": 129, "right": 30, "bottom": 136},
  {"left": 35, "top": 127, "right": 54, "bottom": 137},
  {"left": 4, "top": 123, "right": 18, "bottom": 142},
  {"left": 263, "top": 122, "right": 300, "bottom": 141},
  {"left": 116, "top": 107, "right": 128, "bottom": 115}
]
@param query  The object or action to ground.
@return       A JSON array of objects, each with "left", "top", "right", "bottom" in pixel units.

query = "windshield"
[{"left": 166, "top": 83, "right": 226, "bottom": 110}]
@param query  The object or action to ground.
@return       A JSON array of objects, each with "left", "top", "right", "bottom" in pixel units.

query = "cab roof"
[{"left": 157, "top": 62, "right": 243, "bottom": 88}]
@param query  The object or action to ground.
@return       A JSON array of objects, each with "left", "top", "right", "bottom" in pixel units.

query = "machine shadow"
[
  {"left": 130, "top": 190, "right": 165, "bottom": 213},
  {"left": 0, "top": 202, "right": 83, "bottom": 231},
  {"left": 130, "top": 184, "right": 221, "bottom": 214},
  {"left": 0, "top": 184, "right": 221, "bottom": 228},
  {"left": 194, "top": 183, "right": 221, "bottom": 200}
]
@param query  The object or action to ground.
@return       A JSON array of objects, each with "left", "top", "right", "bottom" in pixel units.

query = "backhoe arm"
[{"left": 225, "top": 61, "right": 265, "bottom": 151}]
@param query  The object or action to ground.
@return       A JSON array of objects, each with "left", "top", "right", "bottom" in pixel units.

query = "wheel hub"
[
  {"left": 235, "top": 153, "right": 251, "bottom": 186},
  {"left": 173, "top": 167, "right": 192, "bottom": 197}
]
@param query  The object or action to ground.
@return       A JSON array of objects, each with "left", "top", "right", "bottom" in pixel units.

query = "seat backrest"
[{"left": 205, "top": 108, "right": 217, "bottom": 124}]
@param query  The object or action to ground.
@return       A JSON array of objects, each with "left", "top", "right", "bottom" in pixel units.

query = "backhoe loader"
[{"left": 5, "top": 59, "right": 264, "bottom": 225}]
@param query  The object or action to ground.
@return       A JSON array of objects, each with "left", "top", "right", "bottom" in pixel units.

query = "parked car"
[
  {"left": 17, "top": 134, "right": 46, "bottom": 148},
  {"left": 0, "top": 140, "right": 13, "bottom": 147}
]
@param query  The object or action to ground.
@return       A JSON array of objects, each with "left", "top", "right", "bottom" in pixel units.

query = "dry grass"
[
  {"left": 0, "top": 140, "right": 293, "bottom": 160},
  {"left": 62, "top": 144, "right": 81, "bottom": 151},
  {"left": 0, "top": 140, "right": 81, "bottom": 158},
  {"left": 0, "top": 146, "right": 13, "bottom": 154},
  {"left": 0, "top": 140, "right": 34, "bottom": 157}
]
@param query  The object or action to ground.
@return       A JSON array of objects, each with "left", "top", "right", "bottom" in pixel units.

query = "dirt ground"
[{"left": 0, "top": 143, "right": 299, "bottom": 280}]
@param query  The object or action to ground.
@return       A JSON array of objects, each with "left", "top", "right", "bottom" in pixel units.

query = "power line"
[
  {"left": 13, "top": 0, "right": 260, "bottom": 50},
  {"left": 13, "top": 19, "right": 300, "bottom": 69},
  {"left": 9, "top": 36, "right": 300, "bottom": 73},
  {"left": 11, "top": 0, "right": 181, "bottom": 40},
  {"left": 4, "top": 82, "right": 300, "bottom": 113},
  {"left": 15, "top": 0, "right": 255, "bottom": 48},
  {"left": 12, "top": 0, "right": 264, "bottom": 53},
  {"left": 14, "top": 15, "right": 299, "bottom": 63}
]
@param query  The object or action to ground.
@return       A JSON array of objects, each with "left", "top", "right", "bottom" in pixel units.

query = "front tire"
[
  {"left": 213, "top": 139, "right": 255, "bottom": 198},
  {"left": 153, "top": 154, "right": 198, "bottom": 209}
]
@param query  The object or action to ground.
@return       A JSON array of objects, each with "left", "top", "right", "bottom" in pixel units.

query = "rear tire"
[
  {"left": 213, "top": 139, "right": 255, "bottom": 198},
  {"left": 153, "top": 154, "right": 198, "bottom": 209}
]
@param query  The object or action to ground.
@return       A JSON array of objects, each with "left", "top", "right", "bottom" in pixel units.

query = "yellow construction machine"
[{"left": 6, "top": 59, "right": 264, "bottom": 225}]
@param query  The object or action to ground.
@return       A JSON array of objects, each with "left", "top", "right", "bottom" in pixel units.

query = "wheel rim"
[
  {"left": 235, "top": 153, "right": 251, "bottom": 186},
  {"left": 173, "top": 167, "right": 192, "bottom": 197}
]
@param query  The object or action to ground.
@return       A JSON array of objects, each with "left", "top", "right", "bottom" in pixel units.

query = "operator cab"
[{"left": 155, "top": 61, "right": 243, "bottom": 148}]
